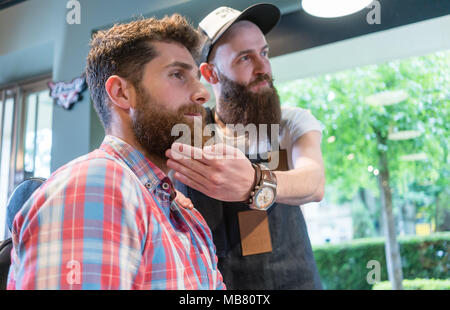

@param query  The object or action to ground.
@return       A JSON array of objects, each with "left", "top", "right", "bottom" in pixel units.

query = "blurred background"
[{"left": 0, "top": 0, "right": 448, "bottom": 289}]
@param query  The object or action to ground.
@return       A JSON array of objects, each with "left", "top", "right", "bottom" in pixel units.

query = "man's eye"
[
  {"left": 171, "top": 71, "right": 184, "bottom": 80},
  {"left": 239, "top": 55, "right": 249, "bottom": 62},
  {"left": 261, "top": 50, "right": 269, "bottom": 57}
]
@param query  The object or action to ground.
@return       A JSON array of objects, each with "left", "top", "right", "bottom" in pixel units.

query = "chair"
[{"left": 0, "top": 177, "right": 46, "bottom": 290}]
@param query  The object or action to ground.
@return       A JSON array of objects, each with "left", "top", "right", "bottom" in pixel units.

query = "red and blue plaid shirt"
[{"left": 7, "top": 135, "right": 225, "bottom": 290}]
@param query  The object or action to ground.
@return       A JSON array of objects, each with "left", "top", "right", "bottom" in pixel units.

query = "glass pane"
[
  {"left": 24, "top": 93, "right": 37, "bottom": 173},
  {"left": 0, "top": 96, "right": 15, "bottom": 239},
  {"left": 34, "top": 90, "right": 53, "bottom": 178},
  {"left": 0, "top": 98, "right": 3, "bottom": 133}
]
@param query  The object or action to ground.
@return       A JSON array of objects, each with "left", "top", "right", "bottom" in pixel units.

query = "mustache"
[
  {"left": 248, "top": 74, "right": 274, "bottom": 88},
  {"left": 177, "top": 103, "right": 207, "bottom": 116}
]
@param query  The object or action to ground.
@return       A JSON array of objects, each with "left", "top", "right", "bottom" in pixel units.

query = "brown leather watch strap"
[
  {"left": 261, "top": 168, "right": 277, "bottom": 186},
  {"left": 245, "top": 163, "right": 262, "bottom": 204}
]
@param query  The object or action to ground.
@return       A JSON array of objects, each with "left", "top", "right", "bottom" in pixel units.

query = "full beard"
[
  {"left": 131, "top": 85, "right": 207, "bottom": 159},
  {"left": 217, "top": 72, "right": 281, "bottom": 128}
]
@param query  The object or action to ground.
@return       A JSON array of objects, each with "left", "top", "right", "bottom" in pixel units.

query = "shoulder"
[
  {"left": 281, "top": 106, "right": 320, "bottom": 125},
  {"left": 36, "top": 149, "right": 142, "bottom": 203},
  {"left": 279, "top": 107, "right": 324, "bottom": 143},
  {"left": 14, "top": 149, "right": 148, "bottom": 231},
  {"left": 52, "top": 149, "right": 132, "bottom": 181}
]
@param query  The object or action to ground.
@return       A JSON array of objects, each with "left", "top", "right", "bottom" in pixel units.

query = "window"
[
  {"left": 23, "top": 89, "right": 53, "bottom": 179},
  {"left": 0, "top": 89, "right": 17, "bottom": 239},
  {"left": 0, "top": 76, "right": 52, "bottom": 239}
]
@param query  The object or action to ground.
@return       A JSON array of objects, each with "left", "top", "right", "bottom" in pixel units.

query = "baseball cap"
[{"left": 198, "top": 3, "right": 281, "bottom": 62}]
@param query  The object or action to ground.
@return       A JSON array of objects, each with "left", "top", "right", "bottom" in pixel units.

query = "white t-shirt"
[
  {"left": 213, "top": 106, "right": 324, "bottom": 170},
  {"left": 279, "top": 107, "right": 324, "bottom": 170}
]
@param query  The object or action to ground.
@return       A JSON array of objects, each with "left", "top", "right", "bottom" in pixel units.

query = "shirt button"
[
  {"left": 145, "top": 182, "right": 152, "bottom": 189},
  {"left": 162, "top": 182, "right": 170, "bottom": 190}
]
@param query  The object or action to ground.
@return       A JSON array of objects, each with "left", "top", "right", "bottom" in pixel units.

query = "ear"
[
  {"left": 200, "top": 62, "right": 219, "bottom": 85},
  {"left": 105, "top": 75, "right": 132, "bottom": 110}
]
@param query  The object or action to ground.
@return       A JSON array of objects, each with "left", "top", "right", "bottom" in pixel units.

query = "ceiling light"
[{"left": 302, "top": 0, "right": 373, "bottom": 18}]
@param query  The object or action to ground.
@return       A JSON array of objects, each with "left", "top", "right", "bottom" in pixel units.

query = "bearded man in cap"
[{"left": 166, "top": 4, "right": 325, "bottom": 290}]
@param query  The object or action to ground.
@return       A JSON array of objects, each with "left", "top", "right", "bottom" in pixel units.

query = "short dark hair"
[{"left": 85, "top": 14, "right": 201, "bottom": 131}]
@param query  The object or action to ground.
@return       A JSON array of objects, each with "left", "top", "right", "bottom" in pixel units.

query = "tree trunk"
[
  {"left": 403, "top": 201, "right": 416, "bottom": 235},
  {"left": 359, "top": 187, "right": 380, "bottom": 235},
  {"left": 376, "top": 133, "right": 404, "bottom": 290},
  {"left": 434, "top": 194, "right": 439, "bottom": 232}
]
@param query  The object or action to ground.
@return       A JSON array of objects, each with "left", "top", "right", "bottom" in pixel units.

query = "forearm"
[{"left": 274, "top": 157, "right": 325, "bottom": 206}]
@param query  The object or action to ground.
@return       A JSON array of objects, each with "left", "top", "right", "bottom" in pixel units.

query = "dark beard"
[
  {"left": 217, "top": 72, "right": 281, "bottom": 128},
  {"left": 131, "top": 85, "right": 206, "bottom": 159}
]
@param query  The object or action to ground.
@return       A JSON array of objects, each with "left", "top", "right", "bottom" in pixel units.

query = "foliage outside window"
[{"left": 277, "top": 50, "right": 450, "bottom": 239}]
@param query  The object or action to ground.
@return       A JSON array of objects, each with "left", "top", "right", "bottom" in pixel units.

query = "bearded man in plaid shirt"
[{"left": 7, "top": 15, "right": 225, "bottom": 290}]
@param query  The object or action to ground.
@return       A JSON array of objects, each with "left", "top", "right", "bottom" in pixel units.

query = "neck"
[
  {"left": 127, "top": 141, "right": 170, "bottom": 175},
  {"left": 213, "top": 106, "right": 226, "bottom": 128},
  {"left": 214, "top": 103, "right": 247, "bottom": 138},
  {"left": 146, "top": 153, "right": 170, "bottom": 174},
  {"left": 214, "top": 106, "right": 233, "bottom": 139},
  {"left": 108, "top": 112, "right": 171, "bottom": 175},
  {"left": 107, "top": 131, "right": 170, "bottom": 175}
]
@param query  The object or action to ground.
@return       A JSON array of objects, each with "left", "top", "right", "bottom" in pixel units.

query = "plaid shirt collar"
[{"left": 99, "top": 135, "right": 176, "bottom": 201}]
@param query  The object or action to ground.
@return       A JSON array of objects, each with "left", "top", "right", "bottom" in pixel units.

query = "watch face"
[{"left": 255, "top": 187, "right": 275, "bottom": 210}]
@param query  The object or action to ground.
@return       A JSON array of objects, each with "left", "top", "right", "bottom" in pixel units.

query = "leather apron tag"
[
  {"left": 238, "top": 210, "right": 272, "bottom": 256},
  {"left": 268, "top": 149, "right": 289, "bottom": 171},
  {"left": 238, "top": 149, "right": 288, "bottom": 256}
]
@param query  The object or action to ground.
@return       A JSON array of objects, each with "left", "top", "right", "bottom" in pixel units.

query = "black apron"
[{"left": 174, "top": 107, "right": 322, "bottom": 290}]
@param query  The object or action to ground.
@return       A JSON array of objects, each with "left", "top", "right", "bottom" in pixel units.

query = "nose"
[
  {"left": 191, "top": 80, "right": 210, "bottom": 105},
  {"left": 253, "top": 55, "right": 271, "bottom": 76}
]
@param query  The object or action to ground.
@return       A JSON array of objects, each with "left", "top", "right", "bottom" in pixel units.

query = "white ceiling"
[{"left": 271, "top": 14, "right": 450, "bottom": 83}]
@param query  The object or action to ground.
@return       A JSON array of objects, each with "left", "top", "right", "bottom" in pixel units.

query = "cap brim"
[{"left": 211, "top": 3, "right": 281, "bottom": 45}]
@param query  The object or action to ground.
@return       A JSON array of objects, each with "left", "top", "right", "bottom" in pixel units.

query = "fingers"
[
  {"left": 203, "top": 143, "right": 244, "bottom": 160},
  {"left": 167, "top": 157, "right": 212, "bottom": 187},
  {"left": 167, "top": 142, "right": 244, "bottom": 163},
  {"left": 168, "top": 144, "right": 215, "bottom": 163},
  {"left": 169, "top": 143, "right": 211, "bottom": 164},
  {"left": 172, "top": 170, "right": 210, "bottom": 197},
  {"left": 174, "top": 190, "right": 194, "bottom": 210},
  {"left": 166, "top": 149, "right": 212, "bottom": 180}
]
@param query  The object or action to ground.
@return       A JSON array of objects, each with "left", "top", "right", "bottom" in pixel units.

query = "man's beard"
[
  {"left": 131, "top": 85, "right": 206, "bottom": 159},
  {"left": 217, "top": 72, "right": 281, "bottom": 128}
]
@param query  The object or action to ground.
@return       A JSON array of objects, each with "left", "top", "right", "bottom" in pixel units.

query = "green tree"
[{"left": 277, "top": 50, "right": 450, "bottom": 289}]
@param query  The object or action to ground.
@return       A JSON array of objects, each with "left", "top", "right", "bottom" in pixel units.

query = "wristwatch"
[{"left": 246, "top": 163, "right": 277, "bottom": 211}]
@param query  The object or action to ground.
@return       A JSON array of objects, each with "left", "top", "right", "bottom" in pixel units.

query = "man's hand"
[
  {"left": 174, "top": 190, "right": 194, "bottom": 210},
  {"left": 166, "top": 143, "right": 255, "bottom": 202}
]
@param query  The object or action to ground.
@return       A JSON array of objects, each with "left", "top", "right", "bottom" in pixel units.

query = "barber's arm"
[
  {"left": 166, "top": 130, "right": 325, "bottom": 206},
  {"left": 274, "top": 130, "right": 325, "bottom": 205}
]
